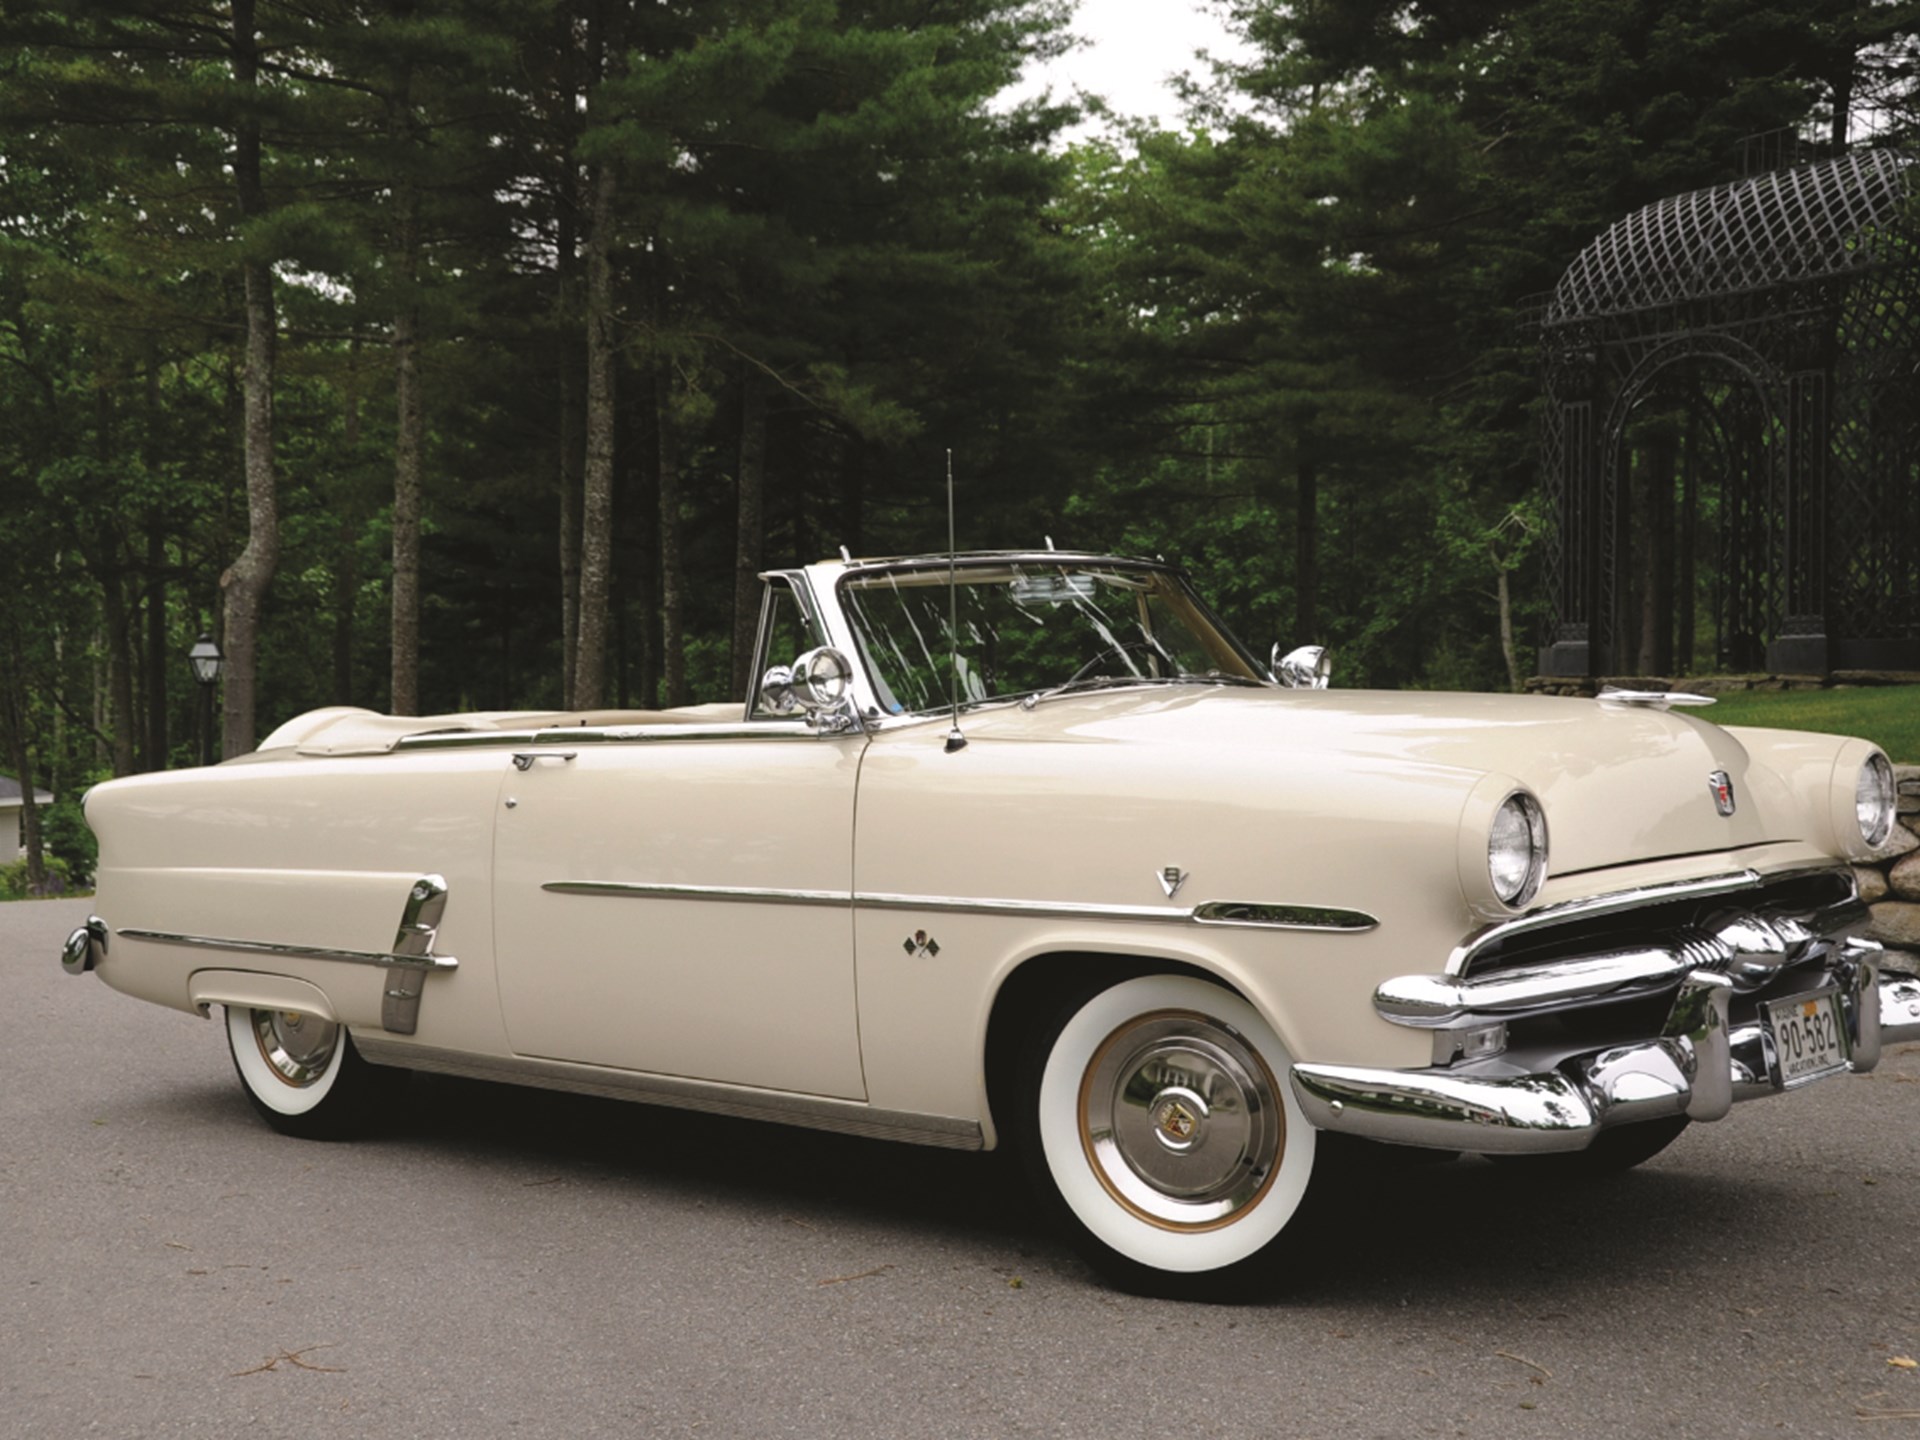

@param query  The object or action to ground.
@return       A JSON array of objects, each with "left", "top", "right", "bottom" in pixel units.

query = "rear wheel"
[
  {"left": 225, "top": 1005, "right": 399, "bottom": 1140},
  {"left": 1017, "top": 974, "right": 1317, "bottom": 1299}
]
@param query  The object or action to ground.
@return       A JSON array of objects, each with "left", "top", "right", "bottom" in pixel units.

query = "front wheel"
[
  {"left": 1017, "top": 974, "right": 1317, "bottom": 1299},
  {"left": 225, "top": 1005, "right": 400, "bottom": 1140}
]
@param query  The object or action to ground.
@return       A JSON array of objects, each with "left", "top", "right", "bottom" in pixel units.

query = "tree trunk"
[
  {"left": 335, "top": 354, "right": 361, "bottom": 706},
  {"left": 633, "top": 382, "right": 660, "bottom": 708},
  {"left": 1678, "top": 415, "right": 1698, "bottom": 675},
  {"left": 0, "top": 625, "right": 46, "bottom": 892},
  {"left": 1497, "top": 565, "right": 1520, "bottom": 694},
  {"left": 657, "top": 370, "right": 686, "bottom": 707},
  {"left": 560, "top": 382, "right": 583, "bottom": 709},
  {"left": 1830, "top": 57, "right": 1855, "bottom": 152},
  {"left": 573, "top": 157, "right": 618, "bottom": 710},
  {"left": 555, "top": 11, "right": 585, "bottom": 712},
  {"left": 731, "top": 370, "right": 767, "bottom": 701},
  {"left": 142, "top": 355, "right": 167, "bottom": 769},
  {"left": 1637, "top": 427, "right": 1676, "bottom": 676},
  {"left": 90, "top": 629, "right": 107, "bottom": 768},
  {"left": 1295, "top": 453, "right": 1319, "bottom": 641},
  {"left": 99, "top": 570, "right": 138, "bottom": 777},
  {"left": 221, "top": 1, "right": 279, "bottom": 758},
  {"left": 144, "top": 523, "right": 167, "bottom": 769},
  {"left": 388, "top": 58, "right": 423, "bottom": 717},
  {"left": 389, "top": 312, "right": 422, "bottom": 714}
]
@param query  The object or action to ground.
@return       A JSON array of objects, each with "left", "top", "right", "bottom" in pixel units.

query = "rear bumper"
[{"left": 1293, "top": 941, "right": 1920, "bottom": 1155}]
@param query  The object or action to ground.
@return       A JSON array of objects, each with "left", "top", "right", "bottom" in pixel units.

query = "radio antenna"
[{"left": 944, "top": 448, "right": 967, "bottom": 753}]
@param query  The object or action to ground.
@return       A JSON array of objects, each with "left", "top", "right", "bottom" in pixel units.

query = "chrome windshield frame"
[{"left": 806, "top": 552, "right": 1270, "bottom": 724}]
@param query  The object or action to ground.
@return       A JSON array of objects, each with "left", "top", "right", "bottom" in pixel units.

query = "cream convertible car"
[{"left": 64, "top": 550, "right": 1920, "bottom": 1296}]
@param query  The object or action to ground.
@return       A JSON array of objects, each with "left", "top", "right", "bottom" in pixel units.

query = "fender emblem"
[
  {"left": 1708, "top": 770, "right": 1737, "bottom": 817},
  {"left": 1158, "top": 867, "right": 1188, "bottom": 899}
]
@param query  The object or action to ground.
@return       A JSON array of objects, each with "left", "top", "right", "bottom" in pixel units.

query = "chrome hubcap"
[
  {"left": 251, "top": 1009, "right": 339, "bottom": 1088},
  {"left": 1078, "top": 1009, "right": 1282, "bottom": 1230}
]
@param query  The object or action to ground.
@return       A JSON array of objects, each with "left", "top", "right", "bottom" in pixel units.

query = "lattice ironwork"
[
  {"left": 1545, "top": 149, "right": 1912, "bottom": 326},
  {"left": 1539, "top": 146, "right": 1920, "bottom": 677}
]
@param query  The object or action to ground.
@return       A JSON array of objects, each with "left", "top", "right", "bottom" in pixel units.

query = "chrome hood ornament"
[{"left": 1597, "top": 687, "right": 1716, "bottom": 711}]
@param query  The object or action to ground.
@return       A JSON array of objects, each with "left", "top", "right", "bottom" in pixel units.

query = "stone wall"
[{"left": 1858, "top": 765, "right": 1920, "bottom": 965}]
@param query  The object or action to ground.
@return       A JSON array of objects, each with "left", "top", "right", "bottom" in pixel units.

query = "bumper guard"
[{"left": 1292, "top": 880, "right": 1920, "bottom": 1153}]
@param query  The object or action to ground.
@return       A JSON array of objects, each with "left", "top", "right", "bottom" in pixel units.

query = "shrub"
[
  {"left": 41, "top": 800, "right": 97, "bottom": 888},
  {"left": 0, "top": 855, "right": 74, "bottom": 899}
]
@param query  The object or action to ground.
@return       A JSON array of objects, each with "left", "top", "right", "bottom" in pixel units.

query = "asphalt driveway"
[{"left": 5, "top": 897, "right": 1917, "bottom": 1438}]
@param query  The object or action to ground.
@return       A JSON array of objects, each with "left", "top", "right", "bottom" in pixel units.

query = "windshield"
[{"left": 839, "top": 562, "right": 1264, "bottom": 715}]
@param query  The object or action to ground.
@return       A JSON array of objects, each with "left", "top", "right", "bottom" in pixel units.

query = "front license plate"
[{"left": 1761, "top": 986, "right": 1850, "bottom": 1088}]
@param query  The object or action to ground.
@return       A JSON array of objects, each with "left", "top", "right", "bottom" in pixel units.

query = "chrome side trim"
[
  {"left": 541, "top": 882, "right": 1378, "bottom": 933},
  {"left": 397, "top": 722, "right": 817, "bottom": 754},
  {"left": 542, "top": 881, "right": 849, "bottom": 907},
  {"left": 350, "top": 1038, "right": 984, "bottom": 1152},
  {"left": 1448, "top": 869, "right": 1770, "bottom": 975},
  {"left": 857, "top": 892, "right": 1189, "bottom": 922},
  {"left": 1191, "top": 902, "right": 1379, "bottom": 932},
  {"left": 382, "top": 875, "right": 451, "bottom": 1036},
  {"left": 117, "top": 929, "right": 458, "bottom": 974}
]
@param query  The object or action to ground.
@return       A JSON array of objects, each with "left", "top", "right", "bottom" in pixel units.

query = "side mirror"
[
  {"left": 790, "top": 646, "right": 853, "bottom": 710},
  {"left": 1272, "top": 643, "right": 1331, "bottom": 689},
  {"left": 776, "top": 646, "right": 862, "bottom": 733},
  {"left": 758, "top": 664, "right": 798, "bottom": 715}
]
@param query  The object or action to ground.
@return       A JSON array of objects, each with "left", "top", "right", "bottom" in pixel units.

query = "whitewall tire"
[
  {"left": 1022, "top": 973, "right": 1317, "bottom": 1297},
  {"left": 225, "top": 1005, "right": 395, "bottom": 1139}
]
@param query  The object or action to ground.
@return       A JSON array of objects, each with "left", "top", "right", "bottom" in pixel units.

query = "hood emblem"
[
  {"left": 1708, "top": 770, "right": 1737, "bottom": 817},
  {"left": 1158, "top": 867, "right": 1188, "bottom": 900}
]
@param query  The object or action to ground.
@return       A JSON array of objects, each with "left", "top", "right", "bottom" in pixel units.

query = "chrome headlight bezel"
[
  {"left": 1487, "top": 791, "right": 1549, "bottom": 911},
  {"left": 1857, "top": 751, "right": 1896, "bottom": 850}
]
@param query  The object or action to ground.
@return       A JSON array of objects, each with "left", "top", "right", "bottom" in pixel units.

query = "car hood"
[{"left": 944, "top": 685, "right": 1790, "bottom": 877}]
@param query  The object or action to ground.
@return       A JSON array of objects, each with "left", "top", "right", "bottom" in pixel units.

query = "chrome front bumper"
[
  {"left": 1292, "top": 872, "right": 1920, "bottom": 1153},
  {"left": 1293, "top": 955, "right": 1920, "bottom": 1152}
]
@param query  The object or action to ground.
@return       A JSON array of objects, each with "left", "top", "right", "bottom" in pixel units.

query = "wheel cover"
[
  {"left": 1077, "top": 1009, "right": 1283, "bottom": 1231},
  {"left": 251, "top": 1009, "right": 341, "bottom": 1088}
]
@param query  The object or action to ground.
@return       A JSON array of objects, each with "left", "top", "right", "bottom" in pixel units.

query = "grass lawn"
[{"left": 1702, "top": 685, "right": 1920, "bottom": 763}]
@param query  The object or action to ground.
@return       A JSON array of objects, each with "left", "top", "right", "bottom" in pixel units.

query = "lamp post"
[{"left": 187, "top": 632, "right": 224, "bottom": 767}]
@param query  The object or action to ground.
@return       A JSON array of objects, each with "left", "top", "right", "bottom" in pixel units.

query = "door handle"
[{"left": 511, "top": 751, "right": 578, "bottom": 771}]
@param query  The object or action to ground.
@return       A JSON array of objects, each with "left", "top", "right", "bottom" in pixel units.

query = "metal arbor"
[{"left": 1538, "top": 148, "right": 1920, "bottom": 678}]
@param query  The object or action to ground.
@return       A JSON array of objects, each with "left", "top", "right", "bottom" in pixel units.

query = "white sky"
[{"left": 1004, "top": 0, "right": 1256, "bottom": 136}]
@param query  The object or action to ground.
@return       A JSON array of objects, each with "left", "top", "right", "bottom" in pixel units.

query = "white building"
[{"left": 1, "top": 773, "right": 55, "bottom": 864}]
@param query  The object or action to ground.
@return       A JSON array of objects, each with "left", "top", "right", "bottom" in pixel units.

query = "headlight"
[
  {"left": 1488, "top": 792, "right": 1548, "bottom": 909},
  {"left": 1857, "top": 752, "right": 1895, "bottom": 849}
]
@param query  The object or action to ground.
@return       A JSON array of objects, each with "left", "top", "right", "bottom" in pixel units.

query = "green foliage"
[
  {"left": 38, "top": 799, "right": 96, "bottom": 887},
  {"left": 0, "top": 0, "right": 1914, "bottom": 782},
  {"left": 0, "top": 855, "right": 72, "bottom": 899},
  {"left": 1709, "top": 687, "right": 1920, "bottom": 764}
]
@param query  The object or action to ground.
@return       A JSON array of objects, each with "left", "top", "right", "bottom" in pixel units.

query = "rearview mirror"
[{"left": 1272, "top": 644, "right": 1331, "bottom": 689}]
